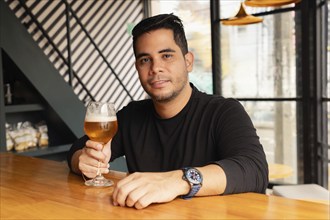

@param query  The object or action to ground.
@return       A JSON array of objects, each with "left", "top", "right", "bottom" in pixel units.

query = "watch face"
[{"left": 186, "top": 168, "right": 203, "bottom": 184}]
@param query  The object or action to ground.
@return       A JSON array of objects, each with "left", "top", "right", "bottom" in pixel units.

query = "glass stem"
[{"left": 96, "top": 161, "right": 102, "bottom": 177}]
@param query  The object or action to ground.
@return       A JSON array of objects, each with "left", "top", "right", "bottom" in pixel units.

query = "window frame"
[{"left": 211, "top": 0, "right": 328, "bottom": 188}]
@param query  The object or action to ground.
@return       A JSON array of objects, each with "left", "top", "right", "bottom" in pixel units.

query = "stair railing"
[{"left": 9, "top": 0, "right": 141, "bottom": 107}]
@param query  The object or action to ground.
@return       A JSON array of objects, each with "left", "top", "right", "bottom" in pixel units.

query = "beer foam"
[{"left": 85, "top": 115, "right": 117, "bottom": 122}]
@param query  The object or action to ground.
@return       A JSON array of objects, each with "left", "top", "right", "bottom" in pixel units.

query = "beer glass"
[{"left": 84, "top": 101, "right": 118, "bottom": 187}]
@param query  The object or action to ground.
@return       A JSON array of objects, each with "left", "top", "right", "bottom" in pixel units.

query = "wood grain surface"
[{"left": 1, "top": 153, "right": 328, "bottom": 219}]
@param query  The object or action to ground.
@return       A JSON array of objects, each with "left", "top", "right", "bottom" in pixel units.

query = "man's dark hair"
[{"left": 132, "top": 13, "right": 188, "bottom": 55}]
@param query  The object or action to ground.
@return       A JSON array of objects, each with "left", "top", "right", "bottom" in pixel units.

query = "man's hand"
[
  {"left": 112, "top": 171, "right": 189, "bottom": 209},
  {"left": 76, "top": 140, "right": 112, "bottom": 178}
]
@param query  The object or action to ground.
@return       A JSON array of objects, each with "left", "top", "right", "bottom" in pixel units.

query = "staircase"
[
  {"left": 0, "top": 0, "right": 146, "bottom": 165},
  {"left": 1, "top": 0, "right": 85, "bottom": 138},
  {"left": 4, "top": 0, "right": 146, "bottom": 110}
]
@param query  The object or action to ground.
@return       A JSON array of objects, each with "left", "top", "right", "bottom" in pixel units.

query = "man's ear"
[{"left": 185, "top": 52, "right": 194, "bottom": 72}]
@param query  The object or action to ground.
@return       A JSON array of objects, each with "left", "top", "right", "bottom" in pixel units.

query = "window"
[
  {"left": 150, "top": 0, "right": 328, "bottom": 188},
  {"left": 220, "top": 1, "right": 298, "bottom": 185}
]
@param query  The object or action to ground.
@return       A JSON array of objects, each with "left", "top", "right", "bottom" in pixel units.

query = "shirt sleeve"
[
  {"left": 66, "top": 135, "right": 89, "bottom": 172},
  {"left": 213, "top": 99, "right": 269, "bottom": 194}
]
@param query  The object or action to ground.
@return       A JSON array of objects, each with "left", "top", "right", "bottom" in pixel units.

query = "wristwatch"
[{"left": 181, "top": 167, "right": 203, "bottom": 199}]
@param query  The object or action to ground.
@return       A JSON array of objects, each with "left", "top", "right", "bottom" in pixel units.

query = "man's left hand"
[{"left": 112, "top": 171, "right": 189, "bottom": 209}]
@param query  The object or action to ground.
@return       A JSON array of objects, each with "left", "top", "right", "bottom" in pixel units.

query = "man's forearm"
[{"left": 196, "top": 164, "right": 227, "bottom": 196}]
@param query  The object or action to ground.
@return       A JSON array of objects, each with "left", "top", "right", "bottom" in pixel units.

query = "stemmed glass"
[{"left": 83, "top": 101, "right": 118, "bottom": 187}]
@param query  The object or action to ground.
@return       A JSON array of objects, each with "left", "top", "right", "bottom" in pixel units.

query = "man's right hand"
[{"left": 71, "top": 140, "right": 111, "bottom": 178}]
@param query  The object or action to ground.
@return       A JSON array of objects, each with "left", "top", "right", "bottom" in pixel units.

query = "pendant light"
[
  {"left": 222, "top": 2, "right": 263, "bottom": 26},
  {"left": 244, "top": 0, "right": 301, "bottom": 7}
]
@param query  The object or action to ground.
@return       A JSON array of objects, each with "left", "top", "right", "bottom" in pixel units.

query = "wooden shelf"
[
  {"left": 15, "top": 144, "right": 71, "bottom": 157},
  {"left": 5, "top": 104, "right": 44, "bottom": 113},
  {"left": 1, "top": 34, "right": 79, "bottom": 162}
]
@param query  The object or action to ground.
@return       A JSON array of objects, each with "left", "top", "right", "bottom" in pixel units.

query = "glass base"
[{"left": 85, "top": 175, "right": 114, "bottom": 187}]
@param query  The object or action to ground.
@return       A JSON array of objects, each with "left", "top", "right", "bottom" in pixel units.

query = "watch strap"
[{"left": 181, "top": 183, "right": 201, "bottom": 200}]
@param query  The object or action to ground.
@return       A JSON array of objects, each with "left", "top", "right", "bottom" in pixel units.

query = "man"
[{"left": 67, "top": 13, "right": 269, "bottom": 209}]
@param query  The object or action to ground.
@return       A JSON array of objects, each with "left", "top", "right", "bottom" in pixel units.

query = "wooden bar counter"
[{"left": 0, "top": 153, "right": 328, "bottom": 219}]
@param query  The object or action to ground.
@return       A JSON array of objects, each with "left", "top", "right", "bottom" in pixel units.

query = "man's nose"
[{"left": 150, "top": 59, "right": 163, "bottom": 74}]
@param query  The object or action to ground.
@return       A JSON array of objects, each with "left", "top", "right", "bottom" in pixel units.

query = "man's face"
[{"left": 134, "top": 29, "right": 193, "bottom": 103}]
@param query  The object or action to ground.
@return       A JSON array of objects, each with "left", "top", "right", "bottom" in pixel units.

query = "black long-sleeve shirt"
[{"left": 67, "top": 84, "right": 269, "bottom": 194}]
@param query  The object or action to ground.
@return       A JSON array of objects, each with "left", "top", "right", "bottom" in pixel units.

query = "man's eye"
[
  {"left": 163, "top": 54, "right": 173, "bottom": 59},
  {"left": 140, "top": 58, "right": 150, "bottom": 64}
]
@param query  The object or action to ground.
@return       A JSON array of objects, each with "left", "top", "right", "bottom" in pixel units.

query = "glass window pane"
[
  {"left": 240, "top": 101, "right": 298, "bottom": 184},
  {"left": 220, "top": 11, "right": 297, "bottom": 98},
  {"left": 220, "top": 3, "right": 299, "bottom": 184},
  {"left": 151, "top": 0, "right": 212, "bottom": 94}
]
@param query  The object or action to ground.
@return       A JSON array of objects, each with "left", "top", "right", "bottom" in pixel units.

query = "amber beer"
[{"left": 84, "top": 116, "right": 118, "bottom": 144}]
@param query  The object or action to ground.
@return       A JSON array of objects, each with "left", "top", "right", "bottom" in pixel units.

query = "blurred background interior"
[{"left": 0, "top": 0, "right": 329, "bottom": 191}]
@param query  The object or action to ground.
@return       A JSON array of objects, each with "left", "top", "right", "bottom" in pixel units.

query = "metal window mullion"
[
  {"left": 65, "top": 0, "right": 73, "bottom": 86},
  {"left": 316, "top": 0, "right": 328, "bottom": 188},
  {"left": 211, "top": 0, "right": 221, "bottom": 95}
]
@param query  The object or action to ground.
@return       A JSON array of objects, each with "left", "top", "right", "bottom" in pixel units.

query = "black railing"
[
  {"left": 16, "top": 0, "right": 95, "bottom": 101},
  {"left": 65, "top": 0, "right": 133, "bottom": 100},
  {"left": 6, "top": 0, "right": 145, "bottom": 109}
]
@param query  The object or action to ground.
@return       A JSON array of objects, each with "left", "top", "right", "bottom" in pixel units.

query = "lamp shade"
[
  {"left": 244, "top": 0, "right": 301, "bottom": 7},
  {"left": 222, "top": 3, "right": 263, "bottom": 26}
]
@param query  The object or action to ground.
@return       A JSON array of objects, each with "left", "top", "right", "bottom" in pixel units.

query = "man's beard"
[
  {"left": 144, "top": 79, "right": 187, "bottom": 103},
  {"left": 148, "top": 90, "right": 180, "bottom": 103}
]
